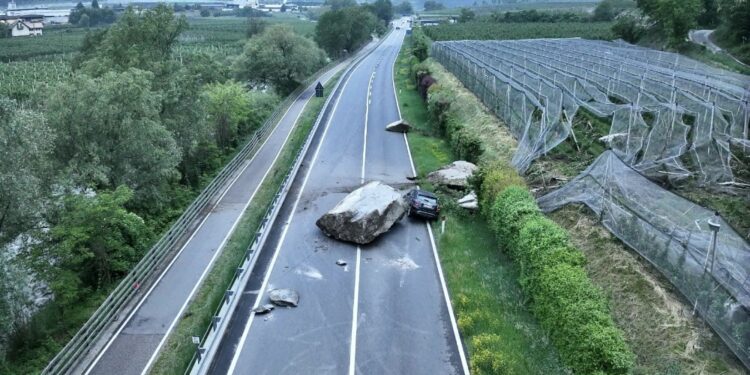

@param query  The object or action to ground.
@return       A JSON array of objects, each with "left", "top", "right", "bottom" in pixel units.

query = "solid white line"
[
  {"left": 391, "top": 30, "right": 470, "bottom": 375},
  {"left": 347, "top": 247, "right": 361, "bottom": 375},
  {"left": 84, "top": 81, "right": 316, "bottom": 375},
  {"left": 227, "top": 58, "right": 368, "bottom": 375}
]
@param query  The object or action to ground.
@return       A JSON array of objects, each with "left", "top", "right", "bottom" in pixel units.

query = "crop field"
[
  {"left": 0, "top": 60, "right": 71, "bottom": 101},
  {"left": 422, "top": 21, "right": 613, "bottom": 41},
  {"left": 0, "top": 15, "right": 317, "bottom": 62},
  {"left": 431, "top": 38, "right": 750, "bottom": 370}
]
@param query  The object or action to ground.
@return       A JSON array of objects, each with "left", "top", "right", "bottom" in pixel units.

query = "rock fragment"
[
  {"left": 385, "top": 119, "right": 411, "bottom": 133},
  {"left": 427, "top": 161, "right": 478, "bottom": 189},
  {"left": 268, "top": 289, "right": 299, "bottom": 307},
  {"left": 253, "top": 304, "right": 275, "bottom": 315},
  {"left": 457, "top": 191, "right": 478, "bottom": 210}
]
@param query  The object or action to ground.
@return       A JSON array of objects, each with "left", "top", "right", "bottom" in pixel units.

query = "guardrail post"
[
  {"left": 212, "top": 316, "right": 221, "bottom": 330},
  {"left": 224, "top": 290, "right": 234, "bottom": 304}
]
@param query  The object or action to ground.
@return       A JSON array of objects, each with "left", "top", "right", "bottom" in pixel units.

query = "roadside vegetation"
[
  {"left": 401, "top": 25, "right": 747, "bottom": 373},
  {"left": 395, "top": 35, "right": 570, "bottom": 375},
  {"left": 0, "top": 2, "right": 389, "bottom": 372}
]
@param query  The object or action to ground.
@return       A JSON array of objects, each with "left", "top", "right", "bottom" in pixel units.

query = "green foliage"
[
  {"left": 246, "top": 15, "right": 268, "bottom": 37},
  {"left": 423, "top": 21, "right": 615, "bottom": 41},
  {"left": 458, "top": 8, "right": 476, "bottom": 23},
  {"left": 362, "top": 0, "right": 394, "bottom": 25},
  {"left": 203, "top": 81, "right": 277, "bottom": 149},
  {"left": 68, "top": 3, "right": 116, "bottom": 27},
  {"left": 423, "top": 0, "right": 445, "bottom": 11},
  {"left": 475, "top": 161, "right": 525, "bottom": 212},
  {"left": 490, "top": 9, "right": 588, "bottom": 23},
  {"left": 46, "top": 68, "right": 181, "bottom": 203},
  {"left": 315, "top": 6, "right": 380, "bottom": 58},
  {"left": 29, "top": 186, "right": 151, "bottom": 309},
  {"left": 76, "top": 5, "right": 188, "bottom": 76},
  {"left": 0, "top": 98, "right": 54, "bottom": 244},
  {"left": 612, "top": 11, "right": 646, "bottom": 43},
  {"left": 411, "top": 27, "right": 430, "bottom": 62},
  {"left": 324, "top": 0, "right": 357, "bottom": 11},
  {"left": 394, "top": 1, "right": 413, "bottom": 15},
  {"left": 487, "top": 186, "right": 635, "bottom": 374},
  {"left": 235, "top": 25, "right": 326, "bottom": 95},
  {"left": 716, "top": 0, "right": 750, "bottom": 44},
  {"left": 636, "top": 0, "right": 701, "bottom": 45}
]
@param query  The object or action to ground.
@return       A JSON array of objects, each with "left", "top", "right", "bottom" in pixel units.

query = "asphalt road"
[
  {"left": 84, "top": 62, "right": 347, "bottom": 375},
  {"left": 690, "top": 29, "right": 723, "bottom": 53},
  {"left": 210, "top": 23, "right": 469, "bottom": 375}
]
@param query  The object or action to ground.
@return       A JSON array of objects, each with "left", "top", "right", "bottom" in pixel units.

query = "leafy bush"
[
  {"left": 473, "top": 161, "right": 526, "bottom": 211},
  {"left": 470, "top": 334, "right": 513, "bottom": 375},
  {"left": 487, "top": 186, "right": 635, "bottom": 374}
]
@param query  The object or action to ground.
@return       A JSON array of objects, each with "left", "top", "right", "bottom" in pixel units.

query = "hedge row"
[{"left": 486, "top": 185, "right": 635, "bottom": 374}]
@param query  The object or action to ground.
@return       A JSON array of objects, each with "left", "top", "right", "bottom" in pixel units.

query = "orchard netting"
[
  {"left": 538, "top": 151, "right": 749, "bottom": 368},
  {"left": 431, "top": 39, "right": 750, "bottom": 368},
  {"left": 431, "top": 39, "right": 750, "bottom": 183}
]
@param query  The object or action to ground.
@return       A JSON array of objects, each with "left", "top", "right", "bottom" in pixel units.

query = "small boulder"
[
  {"left": 268, "top": 289, "right": 299, "bottom": 307},
  {"left": 427, "top": 161, "right": 477, "bottom": 189},
  {"left": 457, "top": 191, "right": 478, "bottom": 210},
  {"left": 385, "top": 120, "right": 411, "bottom": 133},
  {"left": 316, "top": 181, "right": 407, "bottom": 244}
]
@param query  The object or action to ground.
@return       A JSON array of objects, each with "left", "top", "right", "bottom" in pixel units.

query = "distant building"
[
  {"left": 0, "top": 15, "right": 44, "bottom": 37},
  {"left": 4, "top": 0, "right": 70, "bottom": 24}
]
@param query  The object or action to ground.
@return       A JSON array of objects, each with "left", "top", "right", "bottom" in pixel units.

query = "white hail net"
[
  {"left": 431, "top": 39, "right": 750, "bottom": 369},
  {"left": 431, "top": 38, "right": 750, "bottom": 183}
]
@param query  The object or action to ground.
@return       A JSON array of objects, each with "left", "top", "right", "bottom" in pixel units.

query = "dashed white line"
[{"left": 349, "top": 70, "right": 375, "bottom": 375}]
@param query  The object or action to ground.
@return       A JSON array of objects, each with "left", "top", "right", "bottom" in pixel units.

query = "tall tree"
[
  {"left": 203, "top": 81, "right": 253, "bottom": 149},
  {"left": 29, "top": 186, "right": 151, "bottom": 310},
  {"left": 394, "top": 1, "right": 413, "bottom": 15},
  {"left": 315, "top": 6, "right": 380, "bottom": 58},
  {"left": 46, "top": 69, "right": 181, "bottom": 204},
  {"left": 364, "top": 0, "right": 394, "bottom": 24},
  {"left": 77, "top": 5, "right": 187, "bottom": 77},
  {"left": 636, "top": 0, "right": 701, "bottom": 45},
  {"left": 0, "top": 98, "right": 54, "bottom": 245},
  {"left": 235, "top": 25, "right": 327, "bottom": 95}
]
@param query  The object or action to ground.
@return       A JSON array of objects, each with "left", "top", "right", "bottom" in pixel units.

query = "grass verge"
[
  {"left": 149, "top": 71, "right": 341, "bottom": 375},
  {"left": 395, "top": 36, "right": 569, "bottom": 374}
]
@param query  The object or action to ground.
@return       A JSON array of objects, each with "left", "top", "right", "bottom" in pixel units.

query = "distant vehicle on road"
[{"left": 405, "top": 189, "right": 440, "bottom": 219}]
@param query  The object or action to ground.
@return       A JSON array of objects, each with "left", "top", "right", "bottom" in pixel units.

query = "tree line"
[{"left": 0, "top": 2, "right": 391, "bottom": 372}]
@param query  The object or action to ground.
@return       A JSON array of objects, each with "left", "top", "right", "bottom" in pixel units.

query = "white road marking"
[
  {"left": 391, "top": 30, "right": 471, "bottom": 375},
  {"left": 349, "top": 70, "right": 375, "bottom": 375},
  {"left": 85, "top": 75, "right": 322, "bottom": 375},
  {"left": 348, "top": 246, "right": 362, "bottom": 375},
  {"left": 227, "top": 57, "right": 369, "bottom": 375}
]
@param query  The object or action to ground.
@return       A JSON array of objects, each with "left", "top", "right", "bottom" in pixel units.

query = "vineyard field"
[{"left": 423, "top": 21, "right": 614, "bottom": 41}]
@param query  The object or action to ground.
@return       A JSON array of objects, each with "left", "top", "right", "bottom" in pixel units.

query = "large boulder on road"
[
  {"left": 427, "top": 161, "right": 477, "bottom": 189},
  {"left": 316, "top": 181, "right": 407, "bottom": 245}
]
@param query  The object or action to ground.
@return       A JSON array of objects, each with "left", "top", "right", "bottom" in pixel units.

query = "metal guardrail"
[
  {"left": 42, "top": 60, "right": 342, "bottom": 375},
  {"left": 184, "top": 32, "right": 392, "bottom": 375}
]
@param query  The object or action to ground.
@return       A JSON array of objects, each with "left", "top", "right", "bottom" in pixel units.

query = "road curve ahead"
[
  {"left": 84, "top": 63, "right": 347, "bottom": 375},
  {"left": 210, "top": 22, "right": 469, "bottom": 375}
]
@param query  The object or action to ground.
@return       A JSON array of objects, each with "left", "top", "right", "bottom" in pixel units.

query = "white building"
[{"left": 1, "top": 15, "right": 44, "bottom": 36}]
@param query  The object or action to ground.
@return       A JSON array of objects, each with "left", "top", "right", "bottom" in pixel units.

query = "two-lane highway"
[
  {"left": 210, "top": 23, "right": 469, "bottom": 375},
  {"left": 84, "top": 60, "right": 348, "bottom": 375}
]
